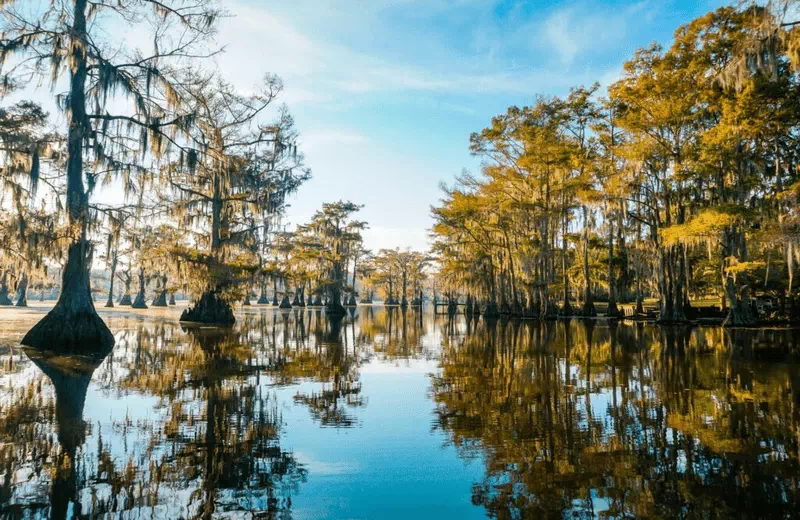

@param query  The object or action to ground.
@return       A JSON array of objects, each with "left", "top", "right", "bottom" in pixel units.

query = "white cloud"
[
  {"left": 540, "top": 1, "right": 652, "bottom": 66},
  {"left": 214, "top": 0, "right": 606, "bottom": 112}
]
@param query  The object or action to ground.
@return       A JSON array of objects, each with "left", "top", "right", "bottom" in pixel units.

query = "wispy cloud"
[{"left": 539, "top": 1, "right": 653, "bottom": 66}]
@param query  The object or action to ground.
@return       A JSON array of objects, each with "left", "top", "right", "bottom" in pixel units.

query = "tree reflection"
[
  {"left": 432, "top": 319, "right": 800, "bottom": 518},
  {"left": 0, "top": 321, "right": 307, "bottom": 517}
]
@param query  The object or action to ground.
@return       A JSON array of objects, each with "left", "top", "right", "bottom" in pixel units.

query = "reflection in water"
[
  {"left": 0, "top": 310, "right": 798, "bottom": 518},
  {"left": 432, "top": 319, "right": 800, "bottom": 518}
]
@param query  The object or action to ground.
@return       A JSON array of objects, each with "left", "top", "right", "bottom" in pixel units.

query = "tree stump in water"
[{"left": 180, "top": 291, "right": 235, "bottom": 325}]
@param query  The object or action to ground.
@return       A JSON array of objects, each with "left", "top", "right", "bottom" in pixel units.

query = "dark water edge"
[{"left": 0, "top": 305, "right": 799, "bottom": 519}]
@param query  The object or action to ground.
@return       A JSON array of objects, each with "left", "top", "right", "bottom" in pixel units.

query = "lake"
[{"left": 1, "top": 304, "right": 799, "bottom": 518}]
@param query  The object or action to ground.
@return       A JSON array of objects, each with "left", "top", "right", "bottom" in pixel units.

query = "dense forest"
[{"left": 432, "top": 3, "right": 800, "bottom": 326}]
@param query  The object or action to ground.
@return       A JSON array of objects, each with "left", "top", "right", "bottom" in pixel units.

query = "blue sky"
[
  {"left": 118, "top": 0, "right": 722, "bottom": 252},
  {"left": 214, "top": 0, "right": 728, "bottom": 252}
]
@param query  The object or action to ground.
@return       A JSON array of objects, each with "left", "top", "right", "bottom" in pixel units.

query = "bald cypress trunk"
[
  {"left": 0, "top": 271, "right": 12, "bottom": 305},
  {"left": 581, "top": 206, "right": 596, "bottom": 317},
  {"left": 181, "top": 290, "right": 235, "bottom": 325},
  {"left": 131, "top": 267, "right": 148, "bottom": 309},
  {"left": 22, "top": 0, "right": 113, "bottom": 352},
  {"left": 15, "top": 273, "right": 28, "bottom": 307},
  {"left": 23, "top": 243, "right": 114, "bottom": 351},
  {"left": 401, "top": 271, "right": 408, "bottom": 307},
  {"left": 118, "top": 274, "right": 132, "bottom": 306},
  {"left": 152, "top": 274, "right": 168, "bottom": 307},
  {"left": 105, "top": 256, "right": 117, "bottom": 308},
  {"left": 606, "top": 208, "right": 620, "bottom": 319}
]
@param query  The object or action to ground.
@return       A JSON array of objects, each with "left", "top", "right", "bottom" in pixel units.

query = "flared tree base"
[
  {"left": 152, "top": 291, "right": 168, "bottom": 307},
  {"left": 169, "top": 294, "right": 176, "bottom": 306},
  {"left": 326, "top": 302, "right": 347, "bottom": 317},
  {"left": 180, "top": 291, "right": 235, "bottom": 325},
  {"left": 279, "top": 296, "right": 292, "bottom": 309},
  {"left": 606, "top": 301, "right": 621, "bottom": 319},
  {"left": 0, "top": 290, "right": 11, "bottom": 306},
  {"left": 482, "top": 303, "right": 499, "bottom": 318},
  {"left": 118, "top": 294, "right": 132, "bottom": 306},
  {"left": 131, "top": 292, "right": 148, "bottom": 309},
  {"left": 21, "top": 305, "right": 115, "bottom": 353},
  {"left": 257, "top": 296, "right": 269, "bottom": 304},
  {"left": 105, "top": 298, "right": 114, "bottom": 308},
  {"left": 722, "top": 303, "right": 758, "bottom": 328}
]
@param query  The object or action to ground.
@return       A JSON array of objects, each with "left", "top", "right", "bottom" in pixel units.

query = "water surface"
[{"left": 1, "top": 305, "right": 798, "bottom": 518}]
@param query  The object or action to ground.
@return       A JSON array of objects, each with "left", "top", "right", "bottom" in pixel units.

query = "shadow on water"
[{"left": 1, "top": 309, "right": 799, "bottom": 518}]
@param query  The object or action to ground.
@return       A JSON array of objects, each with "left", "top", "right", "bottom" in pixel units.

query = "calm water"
[{"left": 1, "top": 305, "right": 799, "bottom": 519}]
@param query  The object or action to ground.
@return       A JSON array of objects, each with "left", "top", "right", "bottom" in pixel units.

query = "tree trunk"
[
  {"left": 169, "top": 292, "right": 176, "bottom": 305},
  {"left": 0, "top": 271, "right": 13, "bottom": 305},
  {"left": 152, "top": 275, "right": 168, "bottom": 307},
  {"left": 105, "top": 256, "right": 117, "bottom": 308},
  {"left": 22, "top": 242, "right": 114, "bottom": 351},
  {"left": 560, "top": 206, "right": 572, "bottom": 317},
  {"left": 401, "top": 271, "right": 408, "bottom": 307},
  {"left": 15, "top": 272, "right": 28, "bottom": 307},
  {"left": 119, "top": 275, "right": 132, "bottom": 306},
  {"left": 181, "top": 290, "right": 235, "bottom": 325},
  {"left": 132, "top": 267, "right": 148, "bottom": 309},
  {"left": 722, "top": 276, "right": 758, "bottom": 327},
  {"left": 22, "top": 0, "right": 113, "bottom": 352},
  {"left": 606, "top": 209, "right": 620, "bottom": 319},
  {"left": 581, "top": 206, "right": 596, "bottom": 317}
]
